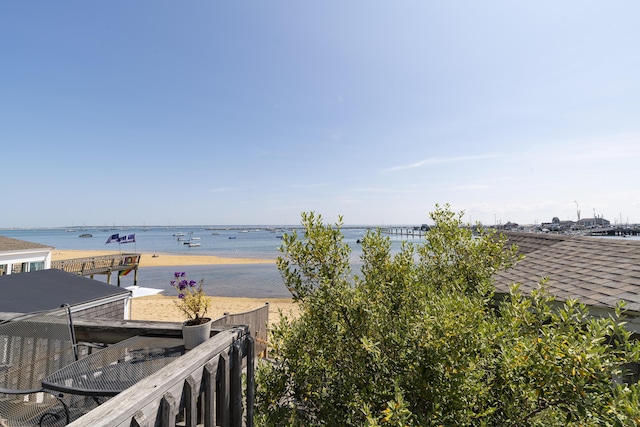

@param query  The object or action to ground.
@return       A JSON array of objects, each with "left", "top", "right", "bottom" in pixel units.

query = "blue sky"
[{"left": 2, "top": 1, "right": 639, "bottom": 227}]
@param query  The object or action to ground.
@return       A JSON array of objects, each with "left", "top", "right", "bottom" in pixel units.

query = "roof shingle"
[
  {"left": 0, "top": 235, "right": 53, "bottom": 252},
  {"left": 494, "top": 232, "right": 640, "bottom": 312}
]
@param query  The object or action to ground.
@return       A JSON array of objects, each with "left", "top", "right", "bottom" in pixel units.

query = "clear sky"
[{"left": 2, "top": 1, "right": 639, "bottom": 228}]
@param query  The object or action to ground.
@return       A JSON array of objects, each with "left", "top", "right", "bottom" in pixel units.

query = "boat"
[
  {"left": 229, "top": 236, "right": 236, "bottom": 239},
  {"left": 173, "top": 232, "right": 185, "bottom": 237},
  {"left": 79, "top": 234, "right": 93, "bottom": 238},
  {"left": 188, "top": 242, "right": 200, "bottom": 247},
  {"left": 191, "top": 237, "right": 201, "bottom": 240}
]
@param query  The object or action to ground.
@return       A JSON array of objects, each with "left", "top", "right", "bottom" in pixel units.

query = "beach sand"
[
  {"left": 51, "top": 250, "right": 299, "bottom": 325},
  {"left": 51, "top": 250, "right": 274, "bottom": 267},
  {"left": 131, "top": 294, "right": 299, "bottom": 326}
]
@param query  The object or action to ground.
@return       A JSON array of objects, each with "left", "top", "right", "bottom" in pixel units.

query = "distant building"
[
  {"left": 577, "top": 217, "right": 610, "bottom": 228},
  {"left": 0, "top": 236, "right": 53, "bottom": 275},
  {"left": 497, "top": 221, "right": 519, "bottom": 231},
  {"left": 540, "top": 217, "right": 575, "bottom": 232}
]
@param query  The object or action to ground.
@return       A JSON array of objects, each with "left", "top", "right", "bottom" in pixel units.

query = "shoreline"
[{"left": 51, "top": 249, "right": 297, "bottom": 324}]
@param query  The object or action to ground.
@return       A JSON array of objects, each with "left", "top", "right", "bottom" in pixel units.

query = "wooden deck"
[
  {"left": 68, "top": 323, "right": 254, "bottom": 427},
  {"left": 51, "top": 253, "right": 141, "bottom": 286},
  {"left": 0, "top": 311, "right": 261, "bottom": 426}
]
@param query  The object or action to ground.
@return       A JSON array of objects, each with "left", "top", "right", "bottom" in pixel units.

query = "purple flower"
[{"left": 170, "top": 272, "right": 209, "bottom": 322}]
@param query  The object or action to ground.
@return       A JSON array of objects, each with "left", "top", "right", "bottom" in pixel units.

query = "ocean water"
[{"left": 1, "top": 226, "right": 424, "bottom": 298}]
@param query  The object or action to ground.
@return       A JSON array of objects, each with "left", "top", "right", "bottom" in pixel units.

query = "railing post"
[
  {"left": 131, "top": 411, "right": 150, "bottom": 427},
  {"left": 184, "top": 375, "right": 198, "bottom": 427},
  {"left": 217, "top": 352, "right": 229, "bottom": 427},
  {"left": 230, "top": 341, "right": 243, "bottom": 427},
  {"left": 262, "top": 302, "right": 269, "bottom": 358},
  {"left": 161, "top": 392, "right": 177, "bottom": 426},
  {"left": 246, "top": 335, "right": 255, "bottom": 427},
  {"left": 203, "top": 360, "right": 217, "bottom": 427}
]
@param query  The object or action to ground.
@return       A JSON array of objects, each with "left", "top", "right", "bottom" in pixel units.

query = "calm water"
[{"left": 1, "top": 226, "right": 423, "bottom": 298}]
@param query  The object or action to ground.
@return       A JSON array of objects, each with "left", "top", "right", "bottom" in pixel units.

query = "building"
[
  {"left": 0, "top": 235, "right": 53, "bottom": 275},
  {"left": 540, "top": 217, "right": 575, "bottom": 232},
  {"left": 0, "top": 235, "right": 132, "bottom": 319},
  {"left": 0, "top": 268, "right": 131, "bottom": 319},
  {"left": 577, "top": 216, "right": 611, "bottom": 228},
  {"left": 493, "top": 231, "right": 640, "bottom": 333}
]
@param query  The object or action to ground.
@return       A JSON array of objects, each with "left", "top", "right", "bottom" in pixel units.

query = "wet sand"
[{"left": 51, "top": 250, "right": 298, "bottom": 324}]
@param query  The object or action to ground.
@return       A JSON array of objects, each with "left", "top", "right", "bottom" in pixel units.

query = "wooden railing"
[
  {"left": 0, "top": 315, "right": 256, "bottom": 427},
  {"left": 51, "top": 253, "right": 141, "bottom": 285},
  {"left": 213, "top": 302, "right": 270, "bottom": 357},
  {"left": 52, "top": 254, "right": 140, "bottom": 275},
  {"left": 68, "top": 325, "right": 254, "bottom": 427}
]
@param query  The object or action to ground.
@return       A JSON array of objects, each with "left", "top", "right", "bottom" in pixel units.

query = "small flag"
[
  {"left": 106, "top": 234, "right": 120, "bottom": 244},
  {"left": 118, "top": 234, "right": 136, "bottom": 243}
]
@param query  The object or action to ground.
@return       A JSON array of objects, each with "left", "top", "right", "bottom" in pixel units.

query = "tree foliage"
[{"left": 255, "top": 205, "right": 640, "bottom": 426}]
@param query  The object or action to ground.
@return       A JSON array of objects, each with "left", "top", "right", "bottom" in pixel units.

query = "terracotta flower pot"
[{"left": 182, "top": 318, "right": 212, "bottom": 350}]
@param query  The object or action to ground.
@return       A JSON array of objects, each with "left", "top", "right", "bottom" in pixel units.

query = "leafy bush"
[{"left": 255, "top": 205, "right": 640, "bottom": 426}]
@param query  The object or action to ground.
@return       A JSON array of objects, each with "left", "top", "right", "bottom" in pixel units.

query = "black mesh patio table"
[{"left": 42, "top": 336, "right": 185, "bottom": 397}]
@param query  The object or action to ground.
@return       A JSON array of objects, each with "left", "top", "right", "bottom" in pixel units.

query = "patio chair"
[{"left": 0, "top": 306, "right": 92, "bottom": 426}]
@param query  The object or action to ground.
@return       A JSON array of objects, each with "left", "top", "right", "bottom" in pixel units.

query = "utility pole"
[{"left": 574, "top": 201, "right": 581, "bottom": 221}]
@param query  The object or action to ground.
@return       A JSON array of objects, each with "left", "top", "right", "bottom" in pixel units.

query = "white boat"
[{"left": 188, "top": 242, "right": 200, "bottom": 247}]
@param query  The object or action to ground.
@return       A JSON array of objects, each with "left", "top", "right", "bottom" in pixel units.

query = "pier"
[
  {"left": 382, "top": 226, "right": 428, "bottom": 238},
  {"left": 52, "top": 253, "right": 141, "bottom": 286},
  {"left": 588, "top": 227, "right": 640, "bottom": 237}
]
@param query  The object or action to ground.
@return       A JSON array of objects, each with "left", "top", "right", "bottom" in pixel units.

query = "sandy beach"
[
  {"left": 51, "top": 250, "right": 274, "bottom": 267},
  {"left": 51, "top": 250, "right": 299, "bottom": 325},
  {"left": 130, "top": 294, "right": 299, "bottom": 326}
]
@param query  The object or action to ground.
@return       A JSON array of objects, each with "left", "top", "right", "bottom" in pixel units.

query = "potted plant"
[{"left": 171, "top": 272, "right": 212, "bottom": 349}]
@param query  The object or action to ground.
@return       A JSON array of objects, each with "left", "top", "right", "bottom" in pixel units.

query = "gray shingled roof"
[
  {"left": 493, "top": 232, "right": 640, "bottom": 312},
  {"left": 0, "top": 235, "right": 53, "bottom": 252},
  {"left": 0, "top": 269, "right": 129, "bottom": 313}
]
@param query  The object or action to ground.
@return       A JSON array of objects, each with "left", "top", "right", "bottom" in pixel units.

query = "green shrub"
[{"left": 255, "top": 205, "right": 640, "bottom": 426}]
